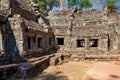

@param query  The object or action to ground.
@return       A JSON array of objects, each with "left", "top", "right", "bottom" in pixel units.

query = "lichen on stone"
[{"left": 0, "top": 0, "right": 10, "bottom": 15}]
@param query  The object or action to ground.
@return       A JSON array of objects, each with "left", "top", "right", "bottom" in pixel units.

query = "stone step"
[
  {"left": 71, "top": 54, "right": 120, "bottom": 61},
  {"left": 0, "top": 54, "right": 55, "bottom": 79},
  {"left": 85, "top": 55, "right": 120, "bottom": 60},
  {"left": 13, "top": 56, "right": 50, "bottom": 79},
  {"left": 27, "top": 54, "right": 55, "bottom": 63}
]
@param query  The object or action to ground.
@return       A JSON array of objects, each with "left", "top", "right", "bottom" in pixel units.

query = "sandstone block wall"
[{"left": 48, "top": 10, "right": 120, "bottom": 54}]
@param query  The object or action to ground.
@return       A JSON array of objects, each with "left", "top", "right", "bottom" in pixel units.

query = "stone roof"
[
  {"left": 48, "top": 10, "right": 72, "bottom": 19},
  {"left": 13, "top": 0, "right": 48, "bottom": 21},
  {"left": 49, "top": 9, "right": 120, "bottom": 21},
  {"left": 49, "top": 10, "right": 72, "bottom": 16},
  {"left": 23, "top": 18, "right": 45, "bottom": 32},
  {"left": 14, "top": 0, "right": 35, "bottom": 14},
  {"left": 74, "top": 10, "right": 104, "bottom": 21}
]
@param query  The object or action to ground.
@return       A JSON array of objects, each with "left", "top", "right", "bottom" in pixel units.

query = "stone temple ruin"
[
  {"left": 0, "top": 0, "right": 120, "bottom": 79},
  {"left": 49, "top": 8, "right": 120, "bottom": 54}
]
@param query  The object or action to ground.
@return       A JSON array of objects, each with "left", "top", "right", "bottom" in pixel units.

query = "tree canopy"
[
  {"left": 68, "top": 0, "right": 93, "bottom": 10},
  {"left": 104, "top": 0, "right": 119, "bottom": 12},
  {"left": 34, "top": 0, "right": 93, "bottom": 13},
  {"left": 34, "top": 0, "right": 120, "bottom": 14},
  {"left": 34, "top": 0, "right": 59, "bottom": 14}
]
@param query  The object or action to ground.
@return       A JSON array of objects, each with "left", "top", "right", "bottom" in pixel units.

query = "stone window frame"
[
  {"left": 76, "top": 39, "right": 85, "bottom": 48},
  {"left": 56, "top": 38, "right": 64, "bottom": 45},
  {"left": 89, "top": 39, "right": 99, "bottom": 47}
]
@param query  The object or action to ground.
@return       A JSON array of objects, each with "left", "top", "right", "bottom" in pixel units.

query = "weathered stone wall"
[
  {"left": 0, "top": 20, "right": 24, "bottom": 65},
  {"left": 3, "top": 0, "right": 56, "bottom": 57},
  {"left": 9, "top": 14, "right": 25, "bottom": 56},
  {"left": 8, "top": 14, "right": 55, "bottom": 57},
  {"left": 1, "top": 0, "right": 120, "bottom": 58},
  {"left": 0, "top": 13, "right": 7, "bottom": 22},
  {"left": 48, "top": 9, "right": 120, "bottom": 54},
  {"left": 0, "top": 0, "right": 10, "bottom": 15},
  {"left": 11, "top": 0, "right": 37, "bottom": 21}
]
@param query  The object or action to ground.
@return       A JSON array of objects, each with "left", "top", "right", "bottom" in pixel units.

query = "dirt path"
[
  {"left": 87, "top": 61, "right": 120, "bottom": 80},
  {"left": 28, "top": 61, "right": 120, "bottom": 80}
]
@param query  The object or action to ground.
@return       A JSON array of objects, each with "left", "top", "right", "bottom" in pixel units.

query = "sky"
[{"left": 53, "top": 0, "right": 120, "bottom": 12}]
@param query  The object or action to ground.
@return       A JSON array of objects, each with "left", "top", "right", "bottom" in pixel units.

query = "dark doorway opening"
[
  {"left": 27, "top": 37, "right": 31, "bottom": 49},
  {"left": 77, "top": 39, "right": 85, "bottom": 47},
  {"left": 38, "top": 38, "right": 43, "bottom": 48},
  {"left": 90, "top": 39, "right": 98, "bottom": 47},
  {"left": 49, "top": 38, "right": 52, "bottom": 45},
  {"left": 57, "top": 38, "right": 64, "bottom": 45}
]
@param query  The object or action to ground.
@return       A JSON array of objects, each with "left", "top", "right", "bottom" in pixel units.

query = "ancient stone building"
[
  {"left": 0, "top": 0, "right": 120, "bottom": 64},
  {"left": 0, "top": 0, "right": 55, "bottom": 64},
  {"left": 48, "top": 8, "right": 120, "bottom": 54}
]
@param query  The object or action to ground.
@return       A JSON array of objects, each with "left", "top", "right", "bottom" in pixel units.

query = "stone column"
[
  {"left": 101, "top": 39, "right": 108, "bottom": 51},
  {"left": 33, "top": 36, "right": 37, "bottom": 50},
  {"left": 31, "top": 37, "right": 33, "bottom": 49},
  {"left": 8, "top": 14, "right": 24, "bottom": 56},
  {"left": 36, "top": 36, "right": 38, "bottom": 49},
  {"left": 85, "top": 37, "right": 89, "bottom": 50},
  {"left": 0, "top": 24, "right": 3, "bottom": 54}
]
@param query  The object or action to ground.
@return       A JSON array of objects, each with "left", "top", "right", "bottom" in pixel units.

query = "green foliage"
[
  {"left": 105, "top": 0, "right": 116, "bottom": 9},
  {"left": 68, "top": 0, "right": 78, "bottom": 9},
  {"left": 68, "top": 0, "right": 93, "bottom": 10},
  {"left": 34, "top": 0, "right": 93, "bottom": 13},
  {"left": 79, "top": 0, "right": 93, "bottom": 9},
  {"left": 32, "top": 0, "right": 93, "bottom": 16},
  {"left": 34, "top": 0, "right": 59, "bottom": 14},
  {"left": 104, "top": 0, "right": 119, "bottom": 12}
]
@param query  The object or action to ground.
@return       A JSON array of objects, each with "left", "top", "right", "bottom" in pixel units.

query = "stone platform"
[{"left": 0, "top": 54, "right": 55, "bottom": 79}]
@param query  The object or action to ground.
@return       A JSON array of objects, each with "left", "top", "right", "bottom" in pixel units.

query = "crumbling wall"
[
  {"left": 0, "top": 0, "right": 10, "bottom": 15},
  {"left": 0, "top": 20, "right": 24, "bottom": 65},
  {"left": 49, "top": 9, "right": 120, "bottom": 54},
  {"left": 9, "top": 14, "right": 25, "bottom": 56},
  {"left": 8, "top": 14, "right": 55, "bottom": 57},
  {"left": 11, "top": 0, "right": 37, "bottom": 21}
]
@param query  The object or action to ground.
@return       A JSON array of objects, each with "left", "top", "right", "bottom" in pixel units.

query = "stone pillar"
[
  {"left": 1, "top": 24, "right": 8, "bottom": 54},
  {"left": 8, "top": 14, "right": 25, "bottom": 55},
  {"left": 31, "top": 37, "right": 35, "bottom": 49},
  {"left": 33, "top": 36, "right": 37, "bottom": 50},
  {"left": 35, "top": 36, "right": 38, "bottom": 49},
  {"left": 59, "top": 0, "right": 67, "bottom": 10},
  {"left": 85, "top": 37, "right": 89, "bottom": 50},
  {"left": 102, "top": 39, "right": 108, "bottom": 51},
  {"left": 0, "top": 24, "right": 3, "bottom": 54}
]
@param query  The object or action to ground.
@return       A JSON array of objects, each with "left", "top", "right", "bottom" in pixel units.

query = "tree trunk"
[{"left": 59, "top": 0, "right": 67, "bottom": 10}]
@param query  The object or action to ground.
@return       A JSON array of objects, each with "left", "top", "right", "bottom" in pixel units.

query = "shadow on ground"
[
  {"left": 28, "top": 71, "right": 69, "bottom": 80},
  {"left": 109, "top": 74, "right": 120, "bottom": 79}
]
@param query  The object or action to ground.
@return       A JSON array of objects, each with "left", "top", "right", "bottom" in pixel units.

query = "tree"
[
  {"left": 34, "top": 0, "right": 59, "bottom": 14},
  {"left": 34, "top": 0, "right": 93, "bottom": 15},
  {"left": 104, "top": 0, "right": 119, "bottom": 12},
  {"left": 59, "top": 0, "right": 67, "bottom": 10},
  {"left": 68, "top": 0, "right": 93, "bottom": 10},
  {"left": 79, "top": 0, "right": 93, "bottom": 9}
]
